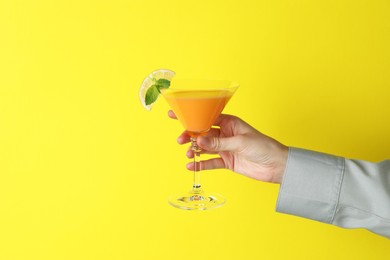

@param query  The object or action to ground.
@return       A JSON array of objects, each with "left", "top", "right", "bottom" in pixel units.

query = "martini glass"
[{"left": 162, "top": 79, "right": 238, "bottom": 210}]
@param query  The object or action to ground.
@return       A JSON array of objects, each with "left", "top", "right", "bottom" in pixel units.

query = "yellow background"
[{"left": 1, "top": 0, "right": 389, "bottom": 259}]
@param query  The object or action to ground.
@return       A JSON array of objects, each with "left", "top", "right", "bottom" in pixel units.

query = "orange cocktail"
[{"left": 163, "top": 90, "right": 233, "bottom": 137}]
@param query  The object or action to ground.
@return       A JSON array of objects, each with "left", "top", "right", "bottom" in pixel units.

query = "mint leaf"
[
  {"left": 145, "top": 85, "right": 159, "bottom": 105},
  {"left": 156, "top": 78, "right": 171, "bottom": 89},
  {"left": 144, "top": 79, "right": 170, "bottom": 106}
]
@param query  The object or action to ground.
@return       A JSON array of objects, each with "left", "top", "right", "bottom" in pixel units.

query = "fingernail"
[
  {"left": 186, "top": 162, "right": 192, "bottom": 170},
  {"left": 198, "top": 136, "right": 209, "bottom": 147}
]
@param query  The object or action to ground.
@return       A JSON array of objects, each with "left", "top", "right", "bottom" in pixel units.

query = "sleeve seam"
[
  {"left": 329, "top": 157, "right": 345, "bottom": 223},
  {"left": 335, "top": 205, "right": 390, "bottom": 224}
]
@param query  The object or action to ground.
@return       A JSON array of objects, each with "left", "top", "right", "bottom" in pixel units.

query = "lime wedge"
[{"left": 139, "top": 69, "right": 175, "bottom": 111}]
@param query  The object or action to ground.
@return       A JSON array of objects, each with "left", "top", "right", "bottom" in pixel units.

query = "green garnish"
[{"left": 145, "top": 79, "right": 171, "bottom": 105}]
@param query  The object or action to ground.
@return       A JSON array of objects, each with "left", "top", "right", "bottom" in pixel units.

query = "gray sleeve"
[{"left": 276, "top": 147, "right": 390, "bottom": 238}]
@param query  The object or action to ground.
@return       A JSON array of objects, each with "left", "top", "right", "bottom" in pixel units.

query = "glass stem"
[{"left": 191, "top": 137, "right": 202, "bottom": 193}]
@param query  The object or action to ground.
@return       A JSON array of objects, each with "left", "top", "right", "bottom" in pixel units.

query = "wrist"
[{"left": 272, "top": 144, "right": 289, "bottom": 184}]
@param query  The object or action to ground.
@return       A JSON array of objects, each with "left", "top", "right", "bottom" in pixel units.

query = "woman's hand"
[{"left": 168, "top": 110, "right": 288, "bottom": 184}]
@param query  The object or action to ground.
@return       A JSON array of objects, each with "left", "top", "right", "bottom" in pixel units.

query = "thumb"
[{"left": 197, "top": 135, "right": 242, "bottom": 152}]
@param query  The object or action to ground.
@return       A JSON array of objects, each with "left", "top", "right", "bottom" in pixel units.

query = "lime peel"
[{"left": 139, "top": 69, "right": 175, "bottom": 110}]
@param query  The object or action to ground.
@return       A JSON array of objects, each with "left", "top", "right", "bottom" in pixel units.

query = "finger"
[
  {"left": 186, "top": 149, "right": 194, "bottom": 158},
  {"left": 213, "top": 113, "right": 237, "bottom": 126},
  {"left": 197, "top": 135, "right": 243, "bottom": 153},
  {"left": 212, "top": 114, "right": 253, "bottom": 134},
  {"left": 186, "top": 158, "right": 226, "bottom": 171},
  {"left": 177, "top": 131, "right": 191, "bottom": 144},
  {"left": 178, "top": 128, "right": 221, "bottom": 145},
  {"left": 186, "top": 149, "right": 193, "bottom": 158},
  {"left": 186, "top": 147, "right": 218, "bottom": 159},
  {"left": 168, "top": 110, "right": 177, "bottom": 119},
  {"left": 205, "top": 127, "right": 221, "bottom": 138}
]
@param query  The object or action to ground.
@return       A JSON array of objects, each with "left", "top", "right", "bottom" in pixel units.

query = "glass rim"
[{"left": 164, "top": 79, "right": 239, "bottom": 92}]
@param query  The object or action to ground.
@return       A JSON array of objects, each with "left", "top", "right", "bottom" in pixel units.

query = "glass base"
[{"left": 168, "top": 190, "right": 225, "bottom": 210}]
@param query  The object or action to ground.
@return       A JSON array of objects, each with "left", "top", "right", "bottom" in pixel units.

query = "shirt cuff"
[{"left": 276, "top": 147, "right": 345, "bottom": 223}]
